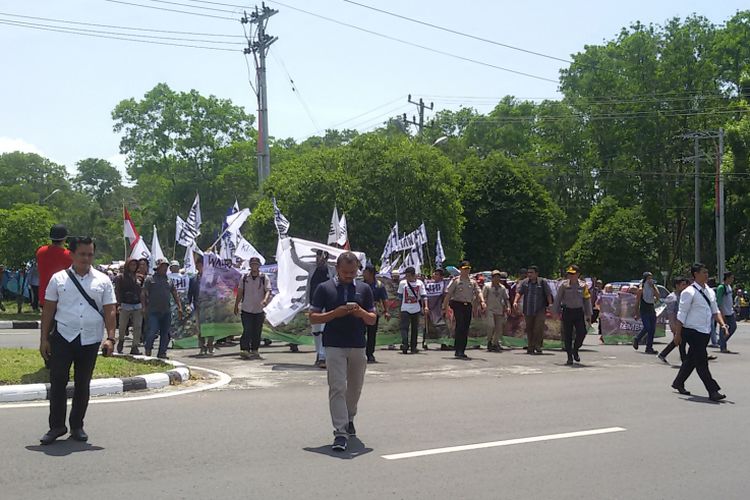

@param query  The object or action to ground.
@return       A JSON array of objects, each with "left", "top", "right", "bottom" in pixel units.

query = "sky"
[{"left": 0, "top": 0, "right": 744, "bottom": 179}]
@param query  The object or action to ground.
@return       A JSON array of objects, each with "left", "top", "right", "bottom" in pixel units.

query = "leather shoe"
[
  {"left": 573, "top": 351, "right": 580, "bottom": 362},
  {"left": 70, "top": 428, "right": 89, "bottom": 442},
  {"left": 709, "top": 391, "right": 726, "bottom": 401},
  {"left": 40, "top": 427, "right": 67, "bottom": 445},
  {"left": 671, "top": 384, "right": 691, "bottom": 396}
]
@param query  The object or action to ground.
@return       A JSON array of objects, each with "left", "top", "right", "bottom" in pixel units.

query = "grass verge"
[{"left": 0, "top": 348, "right": 170, "bottom": 385}]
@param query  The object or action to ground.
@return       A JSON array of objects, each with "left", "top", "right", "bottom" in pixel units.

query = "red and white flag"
[{"left": 123, "top": 206, "right": 139, "bottom": 250}]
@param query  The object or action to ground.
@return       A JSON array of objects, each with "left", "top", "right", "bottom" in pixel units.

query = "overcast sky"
[{"left": 0, "top": 0, "right": 742, "bottom": 178}]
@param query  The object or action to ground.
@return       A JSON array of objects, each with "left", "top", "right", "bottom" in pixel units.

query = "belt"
[{"left": 450, "top": 300, "right": 471, "bottom": 306}]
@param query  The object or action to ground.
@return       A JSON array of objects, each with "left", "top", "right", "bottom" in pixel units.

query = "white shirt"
[
  {"left": 168, "top": 272, "right": 189, "bottom": 294},
  {"left": 398, "top": 279, "right": 426, "bottom": 314},
  {"left": 45, "top": 267, "right": 117, "bottom": 346},
  {"left": 677, "top": 282, "right": 719, "bottom": 335}
]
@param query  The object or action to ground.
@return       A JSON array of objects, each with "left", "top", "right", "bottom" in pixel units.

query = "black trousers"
[
  {"left": 562, "top": 307, "right": 587, "bottom": 354},
  {"left": 240, "top": 311, "right": 265, "bottom": 351},
  {"left": 366, "top": 316, "right": 379, "bottom": 357},
  {"left": 451, "top": 301, "right": 472, "bottom": 355},
  {"left": 659, "top": 338, "right": 687, "bottom": 362},
  {"left": 30, "top": 285, "right": 40, "bottom": 310},
  {"left": 49, "top": 333, "right": 100, "bottom": 430},
  {"left": 400, "top": 312, "right": 420, "bottom": 351},
  {"left": 673, "top": 328, "right": 720, "bottom": 393}
]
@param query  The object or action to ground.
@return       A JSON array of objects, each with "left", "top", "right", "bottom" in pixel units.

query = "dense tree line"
[{"left": 2, "top": 12, "right": 750, "bottom": 283}]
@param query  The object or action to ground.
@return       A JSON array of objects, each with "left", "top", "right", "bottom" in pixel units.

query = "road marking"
[
  {"left": 0, "top": 366, "right": 231, "bottom": 409},
  {"left": 381, "top": 427, "right": 626, "bottom": 460}
]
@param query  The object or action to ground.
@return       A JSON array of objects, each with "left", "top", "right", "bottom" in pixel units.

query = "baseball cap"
[
  {"left": 50, "top": 224, "right": 68, "bottom": 241},
  {"left": 459, "top": 260, "right": 471, "bottom": 270},
  {"left": 154, "top": 258, "right": 169, "bottom": 269},
  {"left": 643, "top": 271, "right": 653, "bottom": 279},
  {"left": 170, "top": 260, "right": 180, "bottom": 267},
  {"left": 491, "top": 269, "right": 502, "bottom": 276},
  {"left": 249, "top": 256, "right": 261, "bottom": 264},
  {"left": 566, "top": 265, "right": 580, "bottom": 274}
]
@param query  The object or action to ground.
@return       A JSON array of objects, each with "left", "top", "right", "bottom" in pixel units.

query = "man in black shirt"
[{"left": 310, "top": 252, "right": 376, "bottom": 452}]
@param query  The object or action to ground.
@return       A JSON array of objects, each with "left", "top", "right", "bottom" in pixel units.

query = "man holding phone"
[
  {"left": 309, "top": 252, "right": 376, "bottom": 452},
  {"left": 38, "top": 237, "right": 117, "bottom": 445}
]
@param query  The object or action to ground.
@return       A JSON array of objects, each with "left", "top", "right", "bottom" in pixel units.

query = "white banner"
[
  {"left": 234, "top": 235, "right": 266, "bottom": 264},
  {"left": 129, "top": 236, "right": 151, "bottom": 261},
  {"left": 435, "top": 229, "right": 446, "bottom": 269},
  {"left": 149, "top": 225, "right": 166, "bottom": 271}
]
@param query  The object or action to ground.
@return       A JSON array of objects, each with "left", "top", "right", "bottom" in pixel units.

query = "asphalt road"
[{"left": 2, "top": 326, "right": 749, "bottom": 499}]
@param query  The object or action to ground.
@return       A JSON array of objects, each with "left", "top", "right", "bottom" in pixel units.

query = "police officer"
[
  {"left": 552, "top": 265, "right": 592, "bottom": 365},
  {"left": 442, "top": 260, "right": 486, "bottom": 360}
]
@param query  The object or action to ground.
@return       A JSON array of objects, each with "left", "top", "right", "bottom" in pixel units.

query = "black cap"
[
  {"left": 50, "top": 224, "right": 68, "bottom": 241},
  {"left": 459, "top": 260, "right": 471, "bottom": 270},
  {"left": 364, "top": 263, "right": 376, "bottom": 273},
  {"left": 405, "top": 266, "right": 416, "bottom": 275}
]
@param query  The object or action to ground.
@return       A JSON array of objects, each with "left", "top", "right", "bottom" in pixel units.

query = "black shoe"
[
  {"left": 632, "top": 337, "right": 639, "bottom": 350},
  {"left": 289, "top": 344, "right": 299, "bottom": 353},
  {"left": 566, "top": 355, "right": 574, "bottom": 366},
  {"left": 658, "top": 354, "right": 669, "bottom": 364},
  {"left": 708, "top": 354, "right": 718, "bottom": 361},
  {"left": 526, "top": 348, "right": 534, "bottom": 355},
  {"left": 157, "top": 353, "right": 168, "bottom": 360},
  {"left": 116, "top": 340, "right": 124, "bottom": 354},
  {"left": 332, "top": 435, "right": 347, "bottom": 451},
  {"left": 644, "top": 349, "right": 658, "bottom": 355},
  {"left": 671, "top": 384, "right": 691, "bottom": 395},
  {"left": 40, "top": 427, "right": 67, "bottom": 445},
  {"left": 401, "top": 347, "right": 408, "bottom": 354},
  {"left": 70, "top": 428, "right": 88, "bottom": 442},
  {"left": 411, "top": 348, "right": 419, "bottom": 354},
  {"left": 534, "top": 348, "right": 543, "bottom": 354},
  {"left": 573, "top": 351, "right": 580, "bottom": 362},
  {"left": 346, "top": 421, "right": 356, "bottom": 436},
  {"left": 709, "top": 391, "right": 726, "bottom": 401},
  {"left": 129, "top": 347, "right": 141, "bottom": 355},
  {"left": 367, "top": 355, "right": 376, "bottom": 363},
  {"left": 455, "top": 353, "right": 470, "bottom": 360}
]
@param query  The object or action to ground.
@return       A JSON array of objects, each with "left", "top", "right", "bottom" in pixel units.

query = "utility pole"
[
  {"left": 402, "top": 94, "right": 434, "bottom": 134},
  {"left": 694, "top": 137, "right": 701, "bottom": 263},
  {"left": 242, "top": 3, "right": 277, "bottom": 187}
]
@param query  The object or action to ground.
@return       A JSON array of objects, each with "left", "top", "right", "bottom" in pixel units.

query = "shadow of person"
[
  {"left": 683, "top": 395, "right": 734, "bottom": 405},
  {"left": 266, "top": 363, "right": 323, "bottom": 372},
  {"left": 303, "top": 437, "right": 373, "bottom": 460},
  {"left": 20, "top": 367, "right": 50, "bottom": 385},
  {"left": 26, "top": 439, "right": 105, "bottom": 457}
]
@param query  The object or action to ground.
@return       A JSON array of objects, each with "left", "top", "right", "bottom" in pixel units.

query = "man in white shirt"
[
  {"left": 397, "top": 266, "right": 428, "bottom": 354},
  {"left": 39, "top": 237, "right": 117, "bottom": 444},
  {"left": 671, "top": 263, "right": 728, "bottom": 401}
]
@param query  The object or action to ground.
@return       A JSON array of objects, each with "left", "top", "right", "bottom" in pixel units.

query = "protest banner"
[{"left": 596, "top": 291, "right": 667, "bottom": 344}]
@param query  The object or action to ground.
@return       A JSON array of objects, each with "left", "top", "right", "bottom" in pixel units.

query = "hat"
[
  {"left": 249, "top": 256, "right": 261, "bottom": 264},
  {"left": 499, "top": 272, "right": 508, "bottom": 279},
  {"left": 154, "top": 257, "right": 169, "bottom": 269},
  {"left": 433, "top": 268, "right": 445, "bottom": 275},
  {"left": 459, "top": 260, "right": 471, "bottom": 270},
  {"left": 566, "top": 265, "right": 581, "bottom": 274},
  {"left": 50, "top": 224, "right": 68, "bottom": 241},
  {"left": 643, "top": 271, "right": 653, "bottom": 278},
  {"left": 170, "top": 260, "right": 180, "bottom": 267},
  {"left": 491, "top": 270, "right": 502, "bottom": 276}
]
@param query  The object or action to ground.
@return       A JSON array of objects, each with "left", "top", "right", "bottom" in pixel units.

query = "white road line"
[
  {"left": 381, "top": 427, "right": 627, "bottom": 460},
  {"left": 0, "top": 366, "right": 232, "bottom": 409}
]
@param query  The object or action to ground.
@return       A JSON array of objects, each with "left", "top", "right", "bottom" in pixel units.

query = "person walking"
[
  {"left": 309, "top": 252, "right": 376, "bottom": 452},
  {"left": 716, "top": 272, "right": 738, "bottom": 354},
  {"left": 658, "top": 276, "right": 689, "bottom": 364},
  {"left": 114, "top": 259, "right": 144, "bottom": 355},
  {"left": 553, "top": 265, "right": 592, "bottom": 365},
  {"left": 189, "top": 255, "right": 212, "bottom": 356},
  {"left": 234, "top": 256, "right": 271, "bottom": 360},
  {"left": 513, "top": 266, "right": 553, "bottom": 355},
  {"left": 141, "top": 258, "right": 183, "bottom": 359},
  {"left": 443, "top": 261, "right": 485, "bottom": 360},
  {"left": 397, "top": 266, "right": 428, "bottom": 354},
  {"left": 633, "top": 271, "right": 661, "bottom": 354},
  {"left": 36, "top": 224, "right": 73, "bottom": 310},
  {"left": 28, "top": 260, "right": 40, "bottom": 312},
  {"left": 483, "top": 270, "right": 510, "bottom": 352},
  {"left": 363, "top": 263, "right": 389, "bottom": 363},
  {"left": 38, "top": 236, "right": 117, "bottom": 445},
  {"left": 671, "top": 263, "right": 728, "bottom": 401}
]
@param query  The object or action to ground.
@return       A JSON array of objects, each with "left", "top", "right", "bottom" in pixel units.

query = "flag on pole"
[
  {"left": 338, "top": 213, "right": 350, "bottom": 249},
  {"left": 129, "top": 236, "right": 151, "bottom": 261},
  {"left": 273, "top": 197, "right": 290, "bottom": 238},
  {"left": 187, "top": 193, "right": 202, "bottom": 233},
  {"left": 235, "top": 235, "right": 265, "bottom": 264},
  {"left": 327, "top": 206, "right": 340, "bottom": 246},
  {"left": 435, "top": 230, "right": 446, "bottom": 269},
  {"left": 380, "top": 223, "right": 399, "bottom": 263},
  {"left": 184, "top": 242, "right": 197, "bottom": 275},
  {"left": 149, "top": 225, "right": 166, "bottom": 271},
  {"left": 123, "top": 207, "right": 139, "bottom": 249},
  {"left": 176, "top": 215, "right": 200, "bottom": 247}
]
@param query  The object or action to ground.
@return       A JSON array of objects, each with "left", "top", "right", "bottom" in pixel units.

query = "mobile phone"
[{"left": 346, "top": 302, "right": 357, "bottom": 307}]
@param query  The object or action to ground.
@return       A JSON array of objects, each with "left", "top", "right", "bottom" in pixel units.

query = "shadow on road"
[
  {"left": 26, "top": 439, "right": 104, "bottom": 456},
  {"left": 266, "top": 363, "right": 323, "bottom": 372},
  {"left": 303, "top": 437, "right": 373, "bottom": 460},
  {"left": 682, "top": 395, "right": 734, "bottom": 405}
]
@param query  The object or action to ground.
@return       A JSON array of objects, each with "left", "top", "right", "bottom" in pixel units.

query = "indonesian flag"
[{"left": 123, "top": 207, "right": 139, "bottom": 250}]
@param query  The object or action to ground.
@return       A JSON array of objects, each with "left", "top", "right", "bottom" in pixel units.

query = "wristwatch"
[{"left": 105, "top": 338, "right": 116, "bottom": 343}]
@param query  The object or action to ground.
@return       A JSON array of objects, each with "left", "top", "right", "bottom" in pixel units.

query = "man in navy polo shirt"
[{"left": 310, "top": 252, "right": 376, "bottom": 452}]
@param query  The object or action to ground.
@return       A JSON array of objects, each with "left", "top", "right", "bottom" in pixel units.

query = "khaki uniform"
[
  {"left": 483, "top": 283, "right": 509, "bottom": 348},
  {"left": 553, "top": 279, "right": 592, "bottom": 356}
]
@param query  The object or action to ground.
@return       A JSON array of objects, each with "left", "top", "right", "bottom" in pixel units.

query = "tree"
[
  {"left": 74, "top": 158, "right": 122, "bottom": 203},
  {"left": 0, "top": 152, "right": 70, "bottom": 210},
  {"left": 565, "top": 197, "right": 658, "bottom": 282},
  {"left": 460, "top": 153, "right": 563, "bottom": 274},
  {"left": 0, "top": 204, "right": 56, "bottom": 268}
]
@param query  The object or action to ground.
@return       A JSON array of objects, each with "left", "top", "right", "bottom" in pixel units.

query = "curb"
[
  {"left": 0, "top": 356, "right": 191, "bottom": 403},
  {"left": 0, "top": 320, "right": 40, "bottom": 330}
]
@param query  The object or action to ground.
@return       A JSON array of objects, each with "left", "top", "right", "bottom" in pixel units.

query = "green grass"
[
  {"left": 0, "top": 348, "right": 170, "bottom": 385},
  {"left": 0, "top": 300, "right": 41, "bottom": 321}
]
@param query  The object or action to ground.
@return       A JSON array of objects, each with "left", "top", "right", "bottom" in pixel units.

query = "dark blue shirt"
[
  {"left": 310, "top": 277, "right": 375, "bottom": 348},
  {"left": 368, "top": 280, "right": 388, "bottom": 303}
]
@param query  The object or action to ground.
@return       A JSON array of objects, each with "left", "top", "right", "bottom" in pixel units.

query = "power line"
[
  {"left": 103, "top": 0, "right": 235, "bottom": 21},
  {"left": 0, "top": 17, "right": 244, "bottom": 45},
  {"left": 0, "top": 10, "right": 242, "bottom": 37},
  {"left": 270, "top": 47, "right": 321, "bottom": 133},
  {"left": 342, "top": 0, "right": 572, "bottom": 64},
  {"left": 326, "top": 96, "right": 407, "bottom": 129},
  {"left": 182, "top": 0, "right": 559, "bottom": 83},
  {"left": 0, "top": 19, "right": 239, "bottom": 51}
]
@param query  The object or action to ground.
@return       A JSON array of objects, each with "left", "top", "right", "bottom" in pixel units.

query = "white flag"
[
  {"left": 129, "top": 236, "right": 151, "bottom": 261},
  {"left": 184, "top": 243, "right": 197, "bottom": 275},
  {"left": 176, "top": 215, "right": 199, "bottom": 247},
  {"left": 225, "top": 208, "right": 251, "bottom": 236},
  {"left": 417, "top": 222, "right": 428, "bottom": 246},
  {"left": 435, "top": 230, "right": 446, "bottom": 269},
  {"left": 273, "top": 197, "right": 290, "bottom": 238},
  {"left": 149, "top": 225, "right": 166, "bottom": 271},
  {"left": 327, "top": 206, "right": 340, "bottom": 245},
  {"left": 338, "top": 213, "right": 349, "bottom": 247},
  {"left": 380, "top": 223, "right": 399, "bottom": 263},
  {"left": 187, "top": 193, "right": 202, "bottom": 233},
  {"left": 235, "top": 235, "right": 266, "bottom": 264}
]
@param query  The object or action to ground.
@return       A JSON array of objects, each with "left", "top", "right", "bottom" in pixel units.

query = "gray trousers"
[{"left": 326, "top": 347, "right": 367, "bottom": 436}]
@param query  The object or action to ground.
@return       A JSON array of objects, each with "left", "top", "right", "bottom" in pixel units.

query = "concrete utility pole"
[
  {"left": 402, "top": 94, "right": 434, "bottom": 134},
  {"left": 681, "top": 130, "right": 725, "bottom": 275},
  {"left": 242, "top": 3, "right": 278, "bottom": 186}
]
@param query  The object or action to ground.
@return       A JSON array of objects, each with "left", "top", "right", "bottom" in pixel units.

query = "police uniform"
[
  {"left": 445, "top": 268, "right": 484, "bottom": 359},
  {"left": 552, "top": 267, "right": 592, "bottom": 364}
]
